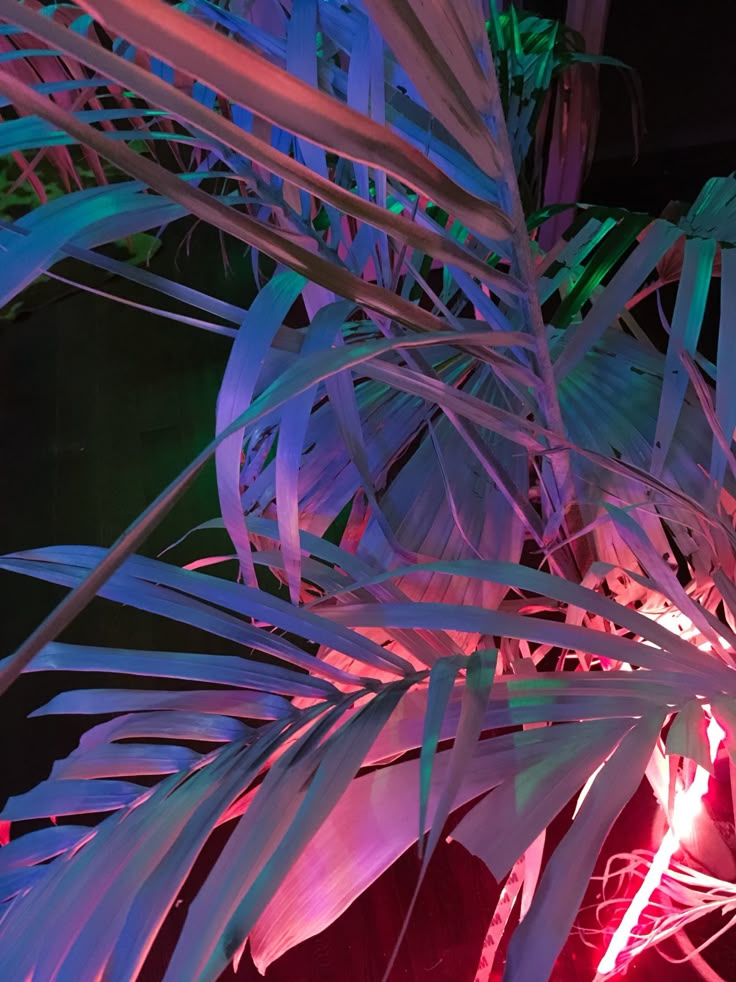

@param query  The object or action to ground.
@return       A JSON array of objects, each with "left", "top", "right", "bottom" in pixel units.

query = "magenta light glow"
[{"left": 595, "top": 710, "right": 725, "bottom": 978}]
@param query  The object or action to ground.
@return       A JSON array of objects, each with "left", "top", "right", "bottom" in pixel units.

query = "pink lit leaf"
[
  {"left": 59, "top": 711, "right": 251, "bottom": 748},
  {"left": 163, "top": 684, "right": 408, "bottom": 982},
  {"left": 651, "top": 236, "right": 717, "bottom": 478},
  {"left": 553, "top": 220, "right": 682, "bottom": 381},
  {"left": 275, "top": 298, "right": 355, "bottom": 603},
  {"left": 0, "top": 324, "right": 534, "bottom": 695},
  {"left": 0, "top": 554, "right": 368, "bottom": 687},
  {"left": 0, "top": 1, "right": 520, "bottom": 294},
  {"left": 92, "top": 721, "right": 304, "bottom": 982},
  {"left": 474, "top": 854, "right": 525, "bottom": 982},
  {"left": 50, "top": 743, "right": 202, "bottom": 781},
  {"left": 206, "top": 0, "right": 500, "bottom": 203},
  {"left": 346, "top": 380, "right": 536, "bottom": 607},
  {"left": 0, "top": 0, "right": 113, "bottom": 188},
  {"left": 556, "top": 325, "right": 720, "bottom": 572},
  {"left": 0, "top": 547, "right": 412, "bottom": 680},
  {"left": 156, "top": 702, "right": 359, "bottom": 981},
  {"left": 0, "top": 779, "right": 144, "bottom": 823},
  {"left": 318, "top": 599, "right": 730, "bottom": 685},
  {"left": 313, "top": 556, "right": 728, "bottom": 678},
  {"left": 520, "top": 830, "right": 545, "bottom": 919},
  {"left": 0, "top": 107, "right": 169, "bottom": 154},
  {"left": 343, "top": 18, "right": 385, "bottom": 273},
  {"left": 361, "top": 0, "right": 503, "bottom": 180},
  {"left": 603, "top": 502, "right": 734, "bottom": 653},
  {"left": 451, "top": 717, "right": 633, "bottom": 882},
  {"left": 0, "top": 181, "right": 182, "bottom": 310},
  {"left": 366, "top": 672, "right": 688, "bottom": 770},
  {"left": 353, "top": 358, "right": 545, "bottom": 449},
  {"left": 215, "top": 269, "right": 306, "bottom": 587},
  {"left": 29, "top": 688, "right": 294, "bottom": 721},
  {"left": 286, "top": 0, "right": 326, "bottom": 181},
  {"left": 539, "top": 0, "right": 613, "bottom": 248},
  {"left": 0, "top": 826, "right": 91, "bottom": 874},
  {"left": 73, "top": 0, "right": 512, "bottom": 242},
  {"left": 1, "top": 198, "right": 247, "bottom": 329},
  {"left": 710, "top": 697, "right": 736, "bottom": 764},
  {"left": 504, "top": 712, "right": 664, "bottom": 982},
  {"left": 24, "top": 641, "right": 337, "bottom": 700},
  {"left": 177, "top": 516, "right": 412, "bottom": 598},
  {"left": 0, "top": 69, "right": 465, "bottom": 341},
  {"left": 12, "top": 719, "right": 296, "bottom": 982},
  {"left": 249, "top": 722, "right": 600, "bottom": 974},
  {"left": 416, "top": 648, "right": 497, "bottom": 870},
  {"left": 418, "top": 655, "right": 467, "bottom": 853},
  {"left": 711, "top": 248, "right": 736, "bottom": 489},
  {"left": 0, "top": 866, "right": 53, "bottom": 904},
  {"left": 665, "top": 699, "right": 714, "bottom": 774}
]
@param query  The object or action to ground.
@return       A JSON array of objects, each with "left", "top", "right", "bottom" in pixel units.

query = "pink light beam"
[{"left": 595, "top": 711, "right": 725, "bottom": 979}]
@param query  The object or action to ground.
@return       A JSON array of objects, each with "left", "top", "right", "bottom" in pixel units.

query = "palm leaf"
[
  {"left": 0, "top": 1, "right": 735, "bottom": 979},
  {"left": 504, "top": 713, "right": 663, "bottom": 981}
]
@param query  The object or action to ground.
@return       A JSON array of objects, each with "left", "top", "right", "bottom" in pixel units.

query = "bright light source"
[
  {"left": 595, "top": 711, "right": 724, "bottom": 978},
  {"left": 596, "top": 829, "right": 678, "bottom": 978}
]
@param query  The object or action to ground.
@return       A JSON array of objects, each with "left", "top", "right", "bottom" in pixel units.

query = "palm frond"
[{"left": 0, "top": 2, "right": 735, "bottom": 979}]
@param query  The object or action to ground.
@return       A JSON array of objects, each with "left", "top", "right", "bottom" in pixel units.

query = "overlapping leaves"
[{"left": 0, "top": 2, "right": 735, "bottom": 981}]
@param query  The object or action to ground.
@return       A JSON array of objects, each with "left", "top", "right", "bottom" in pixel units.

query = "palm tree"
[{"left": 0, "top": 2, "right": 735, "bottom": 979}]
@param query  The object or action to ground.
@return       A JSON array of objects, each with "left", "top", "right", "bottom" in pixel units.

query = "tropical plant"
[{"left": 0, "top": 1, "right": 735, "bottom": 980}]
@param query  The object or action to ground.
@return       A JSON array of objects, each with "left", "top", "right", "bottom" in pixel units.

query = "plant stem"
[{"left": 483, "top": 31, "right": 593, "bottom": 577}]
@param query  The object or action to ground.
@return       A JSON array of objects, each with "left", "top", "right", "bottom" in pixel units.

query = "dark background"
[{"left": 2, "top": 1, "right": 735, "bottom": 978}]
